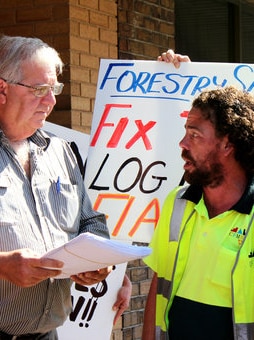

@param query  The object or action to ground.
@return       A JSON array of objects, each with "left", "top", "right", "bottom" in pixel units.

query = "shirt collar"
[
  {"left": 181, "top": 177, "right": 254, "bottom": 214},
  {"left": 0, "top": 129, "right": 50, "bottom": 150},
  {"left": 29, "top": 129, "right": 50, "bottom": 149}
]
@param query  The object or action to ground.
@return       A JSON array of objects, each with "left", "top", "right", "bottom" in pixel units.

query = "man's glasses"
[{"left": 1, "top": 78, "right": 64, "bottom": 98}]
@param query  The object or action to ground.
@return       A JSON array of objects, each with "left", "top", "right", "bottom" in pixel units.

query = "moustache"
[{"left": 181, "top": 150, "right": 194, "bottom": 162}]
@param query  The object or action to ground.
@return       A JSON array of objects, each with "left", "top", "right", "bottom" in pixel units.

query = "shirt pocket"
[
  {"left": 0, "top": 174, "right": 20, "bottom": 222},
  {"left": 50, "top": 180, "right": 81, "bottom": 233},
  {"left": 209, "top": 247, "right": 236, "bottom": 289},
  {"left": 0, "top": 174, "right": 27, "bottom": 251}
]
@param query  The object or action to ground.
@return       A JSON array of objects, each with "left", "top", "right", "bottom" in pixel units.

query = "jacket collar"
[{"left": 181, "top": 177, "right": 254, "bottom": 214}]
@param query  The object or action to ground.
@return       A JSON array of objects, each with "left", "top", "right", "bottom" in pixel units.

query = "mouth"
[
  {"left": 36, "top": 110, "right": 49, "bottom": 118},
  {"left": 33, "top": 112, "right": 48, "bottom": 126},
  {"left": 182, "top": 157, "right": 194, "bottom": 171},
  {"left": 184, "top": 161, "right": 192, "bottom": 169},
  {"left": 181, "top": 150, "right": 195, "bottom": 170}
]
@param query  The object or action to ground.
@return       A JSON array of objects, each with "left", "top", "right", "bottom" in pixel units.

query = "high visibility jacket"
[{"left": 144, "top": 182, "right": 254, "bottom": 340}]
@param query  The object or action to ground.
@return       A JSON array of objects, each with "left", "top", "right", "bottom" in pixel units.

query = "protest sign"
[
  {"left": 85, "top": 60, "right": 254, "bottom": 243},
  {"left": 57, "top": 263, "right": 127, "bottom": 340}
]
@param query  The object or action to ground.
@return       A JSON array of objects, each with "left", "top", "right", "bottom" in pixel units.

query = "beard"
[{"left": 182, "top": 150, "right": 224, "bottom": 188}]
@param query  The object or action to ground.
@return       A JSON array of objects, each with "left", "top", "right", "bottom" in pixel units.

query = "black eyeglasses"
[{"left": 1, "top": 78, "right": 64, "bottom": 98}]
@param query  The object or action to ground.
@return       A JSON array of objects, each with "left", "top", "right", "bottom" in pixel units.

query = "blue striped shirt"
[{"left": 0, "top": 129, "right": 109, "bottom": 335}]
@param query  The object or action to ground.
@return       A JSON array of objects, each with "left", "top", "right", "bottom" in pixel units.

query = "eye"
[
  {"left": 34, "top": 86, "right": 49, "bottom": 97},
  {"left": 190, "top": 132, "right": 198, "bottom": 139}
]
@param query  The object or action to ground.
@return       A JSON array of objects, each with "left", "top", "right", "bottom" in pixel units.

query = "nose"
[
  {"left": 41, "top": 89, "right": 56, "bottom": 107},
  {"left": 179, "top": 134, "right": 188, "bottom": 150}
]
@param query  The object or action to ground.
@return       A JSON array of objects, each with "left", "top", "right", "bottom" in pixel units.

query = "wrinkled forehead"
[
  {"left": 20, "top": 61, "right": 57, "bottom": 85},
  {"left": 26, "top": 47, "right": 62, "bottom": 74},
  {"left": 20, "top": 48, "right": 61, "bottom": 81},
  {"left": 186, "top": 107, "right": 216, "bottom": 128}
]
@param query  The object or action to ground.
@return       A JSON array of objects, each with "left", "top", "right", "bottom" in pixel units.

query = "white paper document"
[{"left": 42, "top": 232, "right": 151, "bottom": 279}]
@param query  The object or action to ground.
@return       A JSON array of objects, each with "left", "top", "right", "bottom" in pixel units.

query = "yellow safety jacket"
[{"left": 144, "top": 181, "right": 254, "bottom": 340}]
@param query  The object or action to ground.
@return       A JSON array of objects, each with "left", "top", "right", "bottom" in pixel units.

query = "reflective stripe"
[
  {"left": 157, "top": 277, "right": 172, "bottom": 300},
  {"left": 233, "top": 323, "right": 254, "bottom": 340},
  {"left": 232, "top": 213, "right": 254, "bottom": 340},
  {"left": 169, "top": 186, "right": 188, "bottom": 241},
  {"left": 155, "top": 185, "right": 191, "bottom": 338},
  {"left": 155, "top": 326, "right": 168, "bottom": 340}
]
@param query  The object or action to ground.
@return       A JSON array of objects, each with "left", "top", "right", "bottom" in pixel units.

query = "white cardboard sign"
[{"left": 85, "top": 60, "right": 254, "bottom": 243}]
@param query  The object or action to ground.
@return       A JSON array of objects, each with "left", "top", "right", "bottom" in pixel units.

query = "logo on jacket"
[{"left": 229, "top": 227, "right": 246, "bottom": 246}]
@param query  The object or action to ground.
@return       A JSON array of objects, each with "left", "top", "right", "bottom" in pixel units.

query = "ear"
[
  {"left": 222, "top": 136, "right": 234, "bottom": 156},
  {"left": 0, "top": 78, "right": 7, "bottom": 104}
]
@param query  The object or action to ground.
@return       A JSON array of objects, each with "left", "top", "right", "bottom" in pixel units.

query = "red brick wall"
[
  {"left": 0, "top": 0, "right": 71, "bottom": 127},
  {"left": 118, "top": 0, "right": 175, "bottom": 60},
  {"left": 69, "top": 0, "right": 118, "bottom": 133},
  {"left": 0, "top": 0, "right": 118, "bottom": 133}
]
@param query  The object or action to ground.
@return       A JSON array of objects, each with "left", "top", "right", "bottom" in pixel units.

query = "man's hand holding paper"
[
  {"left": 70, "top": 266, "right": 113, "bottom": 286},
  {"left": 41, "top": 232, "right": 152, "bottom": 279}
]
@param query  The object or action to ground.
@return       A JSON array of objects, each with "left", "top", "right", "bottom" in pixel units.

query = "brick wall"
[
  {"left": 69, "top": 0, "right": 118, "bottom": 133},
  {"left": 118, "top": 0, "right": 175, "bottom": 60},
  {"left": 0, "top": 1, "right": 175, "bottom": 339},
  {"left": 0, "top": 0, "right": 174, "bottom": 130},
  {"left": 0, "top": 0, "right": 118, "bottom": 133},
  {"left": 0, "top": 0, "right": 71, "bottom": 127}
]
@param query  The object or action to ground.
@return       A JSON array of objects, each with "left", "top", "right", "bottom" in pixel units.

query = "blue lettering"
[
  {"left": 212, "top": 76, "right": 227, "bottom": 87},
  {"left": 162, "top": 73, "right": 181, "bottom": 94},
  {"left": 190, "top": 76, "right": 210, "bottom": 96},
  {"left": 99, "top": 62, "right": 134, "bottom": 90},
  {"left": 116, "top": 71, "right": 153, "bottom": 93},
  {"left": 181, "top": 75, "right": 199, "bottom": 95},
  {"left": 99, "top": 61, "right": 254, "bottom": 100},
  {"left": 234, "top": 64, "right": 254, "bottom": 91},
  {"left": 147, "top": 73, "right": 165, "bottom": 93}
]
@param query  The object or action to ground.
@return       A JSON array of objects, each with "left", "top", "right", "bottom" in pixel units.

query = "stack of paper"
[{"left": 42, "top": 232, "right": 152, "bottom": 278}]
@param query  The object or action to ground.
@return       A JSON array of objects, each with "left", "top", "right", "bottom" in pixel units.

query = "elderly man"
[{"left": 0, "top": 35, "right": 131, "bottom": 340}]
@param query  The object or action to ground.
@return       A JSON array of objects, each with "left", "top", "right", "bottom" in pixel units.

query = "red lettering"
[
  {"left": 125, "top": 120, "right": 156, "bottom": 150},
  {"left": 90, "top": 103, "right": 132, "bottom": 147},
  {"left": 107, "top": 117, "right": 129, "bottom": 148}
]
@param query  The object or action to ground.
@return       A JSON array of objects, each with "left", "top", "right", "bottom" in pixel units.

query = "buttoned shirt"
[{"left": 0, "top": 129, "right": 109, "bottom": 335}]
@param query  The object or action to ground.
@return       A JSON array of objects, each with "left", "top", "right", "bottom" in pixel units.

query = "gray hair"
[{"left": 0, "top": 35, "right": 64, "bottom": 82}]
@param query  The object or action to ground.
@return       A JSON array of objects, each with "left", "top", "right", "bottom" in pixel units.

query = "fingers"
[
  {"left": 71, "top": 266, "right": 112, "bottom": 286},
  {"left": 158, "top": 49, "right": 191, "bottom": 68},
  {"left": 16, "top": 263, "right": 63, "bottom": 287},
  {"left": 19, "top": 268, "right": 62, "bottom": 288},
  {"left": 22, "top": 255, "right": 64, "bottom": 286},
  {"left": 113, "top": 304, "right": 126, "bottom": 325},
  {"left": 113, "top": 297, "right": 129, "bottom": 325},
  {"left": 39, "top": 257, "right": 64, "bottom": 270},
  {"left": 158, "top": 49, "right": 175, "bottom": 62},
  {"left": 0, "top": 249, "right": 64, "bottom": 287},
  {"left": 112, "top": 275, "right": 132, "bottom": 325}
]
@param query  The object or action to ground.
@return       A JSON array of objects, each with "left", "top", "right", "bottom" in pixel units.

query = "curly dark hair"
[{"left": 192, "top": 86, "right": 254, "bottom": 175}]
